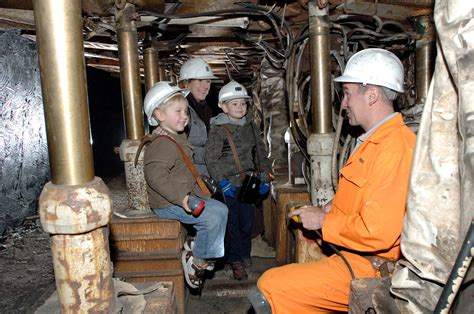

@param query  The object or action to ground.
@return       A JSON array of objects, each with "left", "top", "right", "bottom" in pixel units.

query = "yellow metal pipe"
[
  {"left": 309, "top": 4, "right": 332, "bottom": 134},
  {"left": 33, "top": 0, "right": 94, "bottom": 185},
  {"left": 117, "top": 8, "right": 145, "bottom": 140},
  {"left": 144, "top": 46, "right": 160, "bottom": 92}
]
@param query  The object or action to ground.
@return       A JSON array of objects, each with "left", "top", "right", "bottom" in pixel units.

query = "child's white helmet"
[
  {"left": 179, "top": 58, "right": 218, "bottom": 82},
  {"left": 144, "top": 81, "right": 189, "bottom": 126},
  {"left": 334, "top": 48, "right": 405, "bottom": 93},
  {"left": 218, "top": 81, "right": 251, "bottom": 108}
]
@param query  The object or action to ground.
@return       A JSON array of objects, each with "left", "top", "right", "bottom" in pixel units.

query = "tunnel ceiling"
[{"left": 0, "top": 0, "right": 433, "bottom": 86}]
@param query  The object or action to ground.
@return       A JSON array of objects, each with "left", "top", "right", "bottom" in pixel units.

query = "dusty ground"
[
  {"left": 0, "top": 219, "right": 55, "bottom": 313},
  {"left": 0, "top": 176, "right": 275, "bottom": 313}
]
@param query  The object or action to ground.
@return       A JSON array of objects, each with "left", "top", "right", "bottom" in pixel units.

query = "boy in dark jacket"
[
  {"left": 205, "top": 81, "right": 272, "bottom": 280},
  {"left": 143, "top": 81, "right": 228, "bottom": 290}
]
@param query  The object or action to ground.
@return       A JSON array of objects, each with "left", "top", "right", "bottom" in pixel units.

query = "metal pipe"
[
  {"left": 434, "top": 221, "right": 474, "bottom": 314},
  {"left": 306, "top": 2, "right": 335, "bottom": 208},
  {"left": 34, "top": 1, "right": 114, "bottom": 311},
  {"left": 117, "top": 5, "right": 145, "bottom": 140},
  {"left": 144, "top": 46, "right": 160, "bottom": 92},
  {"left": 414, "top": 15, "right": 435, "bottom": 104},
  {"left": 308, "top": 3, "right": 332, "bottom": 134},
  {"left": 33, "top": 0, "right": 94, "bottom": 186}
]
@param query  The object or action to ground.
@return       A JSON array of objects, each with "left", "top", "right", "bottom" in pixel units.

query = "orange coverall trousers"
[{"left": 257, "top": 252, "right": 377, "bottom": 313}]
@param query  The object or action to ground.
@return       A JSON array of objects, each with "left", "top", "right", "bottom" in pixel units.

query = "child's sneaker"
[
  {"left": 183, "top": 239, "right": 214, "bottom": 271},
  {"left": 181, "top": 250, "right": 206, "bottom": 289},
  {"left": 183, "top": 238, "right": 194, "bottom": 252}
]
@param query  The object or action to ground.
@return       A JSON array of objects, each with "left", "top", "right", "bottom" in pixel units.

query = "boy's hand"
[
  {"left": 182, "top": 195, "right": 192, "bottom": 213},
  {"left": 259, "top": 182, "right": 270, "bottom": 196},
  {"left": 218, "top": 179, "right": 237, "bottom": 198}
]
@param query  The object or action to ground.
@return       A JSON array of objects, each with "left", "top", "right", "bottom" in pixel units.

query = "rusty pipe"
[
  {"left": 33, "top": 0, "right": 94, "bottom": 185},
  {"left": 309, "top": 3, "right": 332, "bottom": 134},
  {"left": 414, "top": 15, "right": 435, "bottom": 104},
  {"left": 117, "top": 5, "right": 145, "bottom": 140},
  {"left": 144, "top": 46, "right": 160, "bottom": 92}
]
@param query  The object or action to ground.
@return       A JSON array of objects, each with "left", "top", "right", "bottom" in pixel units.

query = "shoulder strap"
[
  {"left": 155, "top": 135, "right": 212, "bottom": 198},
  {"left": 134, "top": 134, "right": 158, "bottom": 168},
  {"left": 222, "top": 125, "right": 245, "bottom": 180}
]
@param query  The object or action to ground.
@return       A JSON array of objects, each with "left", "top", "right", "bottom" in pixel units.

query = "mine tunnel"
[{"left": 0, "top": 0, "right": 473, "bottom": 313}]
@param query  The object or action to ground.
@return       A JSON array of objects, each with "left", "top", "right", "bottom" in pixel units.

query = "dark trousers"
[{"left": 225, "top": 189, "right": 254, "bottom": 263}]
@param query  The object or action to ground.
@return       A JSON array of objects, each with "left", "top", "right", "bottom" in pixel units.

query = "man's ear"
[{"left": 367, "top": 87, "right": 379, "bottom": 106}]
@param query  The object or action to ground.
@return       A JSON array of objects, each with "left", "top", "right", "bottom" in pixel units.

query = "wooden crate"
[{"left": 109, "top": 216, "right": 186, "bottom": 314}]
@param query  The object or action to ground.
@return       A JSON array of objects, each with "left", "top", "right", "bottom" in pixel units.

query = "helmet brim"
[{"left": 333, "top": 74, "right": 404, "bottom": 93}]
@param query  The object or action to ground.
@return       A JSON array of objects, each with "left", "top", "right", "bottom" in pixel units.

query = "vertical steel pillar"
[
  {"left": 33, "top": 0, "right": 114, "bottom": 311},
  {"left": 144, "top": 46, "right": 160, "bottom": 92},
  {"left": 307, "top": 1, "right": 335, "bottom": 206},
  {"left": 116, "top": 4, "right": 151, "bottom": 217},
  {"left": 413, "top": 14, "right": 436, "bottom": 104}
]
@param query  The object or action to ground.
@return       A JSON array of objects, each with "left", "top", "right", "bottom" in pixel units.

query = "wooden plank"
[
  {"left": 113, "top": 257, "right": 182, "bottom": 273},
  {"left": 110, "top": 216, "right": 182, "bottom": 239},
  {"left": 111, "top": 238, "right": 183, "bottom": 253}
]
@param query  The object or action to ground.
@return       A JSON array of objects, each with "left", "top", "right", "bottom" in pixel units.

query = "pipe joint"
[
  {"left": 39, "top": 177, "right": 112, "bottom": 234},
  {"left": 307, "top": 133, "right": 335, "bottom": 156}
]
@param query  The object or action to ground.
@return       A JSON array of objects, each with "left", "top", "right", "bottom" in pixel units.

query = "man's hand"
[{"left": 288, "top": 206, "right": 327, "bottom": 231}]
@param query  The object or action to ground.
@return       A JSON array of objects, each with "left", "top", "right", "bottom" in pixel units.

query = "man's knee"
[{"left": 257, "top": 267, "right": 279, "bottom": 292}]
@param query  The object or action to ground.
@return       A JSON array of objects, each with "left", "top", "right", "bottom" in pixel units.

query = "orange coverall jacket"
[{"left": 258, "top": 113, "right": 416, "bottom": 313}]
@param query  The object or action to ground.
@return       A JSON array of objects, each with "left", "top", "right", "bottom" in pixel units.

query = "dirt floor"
[
  {"left": 0, "top": 176, "right": 276, "bottom": 313},
  {"left": 0, "top": 219, "right": 56, "bottom": 313}
]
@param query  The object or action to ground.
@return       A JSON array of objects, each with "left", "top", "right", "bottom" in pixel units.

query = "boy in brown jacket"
[{"left": 143, "top": 81, "right": 228, "bottom": 290}]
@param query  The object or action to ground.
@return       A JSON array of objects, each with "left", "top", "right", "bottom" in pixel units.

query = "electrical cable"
[{"left": 314, "top": 229, "right": 356, "bottom": 280}]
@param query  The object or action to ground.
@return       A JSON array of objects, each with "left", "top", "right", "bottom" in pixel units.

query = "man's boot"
[{"left": 247, "top": 286, "right": 271, "bottom": 314}]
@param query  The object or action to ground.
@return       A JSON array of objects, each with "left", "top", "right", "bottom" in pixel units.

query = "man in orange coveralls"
[{"left": 247, "top": 48, "right": 416, "bottom": 313}]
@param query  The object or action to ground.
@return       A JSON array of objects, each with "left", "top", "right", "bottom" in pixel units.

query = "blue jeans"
[
  {"left": 225, "top": 190, "right": 254, "bottom": 263},
  {"left": 152, "top": 198, "right": 228, "bottom": 260}
]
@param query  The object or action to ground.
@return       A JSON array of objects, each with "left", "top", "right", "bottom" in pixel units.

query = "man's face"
[
  {"left": 187, "top": 79, "right": 211, "bottom": 101},
  {"left": 341, "top": 83, "right": 369, "bottom": 128}
]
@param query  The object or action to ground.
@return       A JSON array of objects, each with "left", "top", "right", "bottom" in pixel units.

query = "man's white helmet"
[
  {"left": 334, "top": 48, "right": 404, "bottom": 93},
  {"left": 179, "top": 58, "right": 218, "bottom": 82},
  {"left": 144, "top": 81, "right": 189, "bottom": 126},
  {"left": 218, "top": 81, "right": 251, "bottom": 108}
]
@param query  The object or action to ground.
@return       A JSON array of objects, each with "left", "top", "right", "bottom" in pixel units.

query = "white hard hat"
[
  {"left": 144, "top": 81, "right": 189, "bottom": 126},
  {"left": 179, "top": 58, "right": 218, "bottom": 82},
  {"left": 334, "top": 48, "right": 404, "bottom": 93},
  {"left": 218, "top": 81, "right": 251, "bottom": 108}
]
